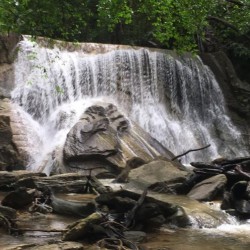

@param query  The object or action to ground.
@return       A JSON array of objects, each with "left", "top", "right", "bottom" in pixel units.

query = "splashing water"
[{"left": 11, "top": 38, "right": 247, "bottom": 170}]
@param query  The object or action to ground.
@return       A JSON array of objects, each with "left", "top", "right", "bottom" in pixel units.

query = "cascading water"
[{"left": 12, "top": 38, "right": 247, "bottom": 170}]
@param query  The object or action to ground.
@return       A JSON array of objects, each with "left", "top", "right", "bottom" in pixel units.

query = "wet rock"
[
  {"left": 230, "top": 181, "right": 248, "bottom": 200},
  {"left": 63, "top": 105, "right": 121, "bottom": 162},
  {"left": 32, "top": 173, "right": 110, "bottom": 194},
  {"left": 187, "top": 174, "right": 227, "bottom": 201},
  {"left": 234, "top": 199, "right": 250, "bottom": 215},
  {"left": 0, "top": 105, "right": 22, "bottom": 170},
  {"left": 33, "top": 173, "right": 89, "bottom": 193},
  {"left": 0, "top": 170, "right": 46, "bottom": 190},
  {"left": 62, "top": 212, "right": 103, "bottom": 241},
  {"left": 96, "top": 189, "right": 189, "bottom": 228},
  {"left": 63, "top": 103, "right": 178, "bottom": 175},
  {"left": 128, "top": 159, "right": 188, "bottom": 189},
  {"left": 0, "top": 99, "right": 42, "bottom": 169},
  {"left": 1, "top": 187, "right": 36, "bottom": 209},
  {"left": 221, "top": 191, "right": 233, "bottom": 210}
]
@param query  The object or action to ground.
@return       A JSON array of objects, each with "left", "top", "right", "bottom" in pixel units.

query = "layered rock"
[
  {"left": 63, "top": 103, "right": 178, "bottom": 175},
  {"left": 0, "top": 99, "right": 41, "bottom": 170},
  {"left": 201, "top": 52, "right": 250, "bottom": 151}
]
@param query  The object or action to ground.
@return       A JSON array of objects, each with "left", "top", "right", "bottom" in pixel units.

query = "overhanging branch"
[{"left": 207, "top": 16, "right": 250, "bottom": 41}]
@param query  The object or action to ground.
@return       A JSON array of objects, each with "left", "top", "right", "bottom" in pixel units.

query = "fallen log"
[
  {"left": 50, "top": 193, "right": 96, "bottom": 217},
  {"left": 171, "top": 144, "right": 211, "bottom": 161}
]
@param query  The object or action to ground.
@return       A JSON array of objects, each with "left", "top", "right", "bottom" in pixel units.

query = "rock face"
[
  {"left": 0, "top": 99, "right": 23, "bottom": 169},
  {"left": 187, "top": 174, "right": 227, "bottom": 201},
  {"left": 63, "top": 103, "right": 178, "bottom": 175},
  {"left": 201, "top": 52, "right": 250, "bottom": 151},
  {"left": 0, "top": 99, "right": 41, "bottom": 170},
  {"left": 0, "top": 34, "right": 21, "bottom": 98}
]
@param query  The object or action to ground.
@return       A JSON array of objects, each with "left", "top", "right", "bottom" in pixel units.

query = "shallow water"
[
  {"left": 143, "top": 226, "right": 250, "bottom": 250},
  {"left": 1, "top": 192, "right": 250, "bottom": 249}
]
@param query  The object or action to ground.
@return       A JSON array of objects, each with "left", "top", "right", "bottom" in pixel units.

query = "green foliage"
[{"left": 0, "top": 0, "right": 249, "bottom": 54}]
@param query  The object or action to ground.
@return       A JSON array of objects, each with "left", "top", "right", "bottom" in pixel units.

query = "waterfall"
[{"left": 11, "top": 38, "right": 246, "bottom": 169}]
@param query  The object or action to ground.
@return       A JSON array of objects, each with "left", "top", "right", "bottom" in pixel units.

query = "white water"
[{"left": 12, "top": 38, "right": 247, "bottom": 170}]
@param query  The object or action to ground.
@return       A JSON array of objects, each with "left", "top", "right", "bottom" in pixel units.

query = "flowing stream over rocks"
[
  {"left": 3, "top": 37, "right": 249, "bottom": 249},
  {"left": 11, "top": 37, "right": 247, "bottom": 170}
]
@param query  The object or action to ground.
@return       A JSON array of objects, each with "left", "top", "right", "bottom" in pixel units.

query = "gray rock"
[
  {"left": 0, "top": 99, "right": 42, "bottom": 170},
  {"left": 230, "top": 181, "right": 248, "bottom": 200},
  {"left": 0, "top": 170, "right": 46, "bottom": 189},
  {"left": 128, "top": 159, "right": 188, "bottom": 188},
  {"left": 63, "top": 103, "right": 178, "bottom": 175},
  {"left": 51, "top": 193, "right": 96, "bottom": 217},
  {"left": 187, "top": 174, "right": 227, "bottom": 201}
]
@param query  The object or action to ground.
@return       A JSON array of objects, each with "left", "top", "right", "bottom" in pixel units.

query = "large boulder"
[
  {"left": 0, "top": 99, "right": 41, "bottom": 170},
  {"left": 187, "top": 174, "right": 227, "bottom": 201},
  {"left": 0, "top": 99, "right": 23, "bottom": 169},
  {"left": 128, "top": 159, "right": 188, "bottom": 189},
  {"left": 63, "top": 103, "right": 178, "bottom": 175}
]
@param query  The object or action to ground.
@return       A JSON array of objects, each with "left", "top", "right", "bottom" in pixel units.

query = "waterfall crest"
[{"left": 12, "top": 38, "right": 246, "bottom": 168}]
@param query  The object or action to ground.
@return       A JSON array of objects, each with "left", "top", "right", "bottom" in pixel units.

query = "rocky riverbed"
[{"left": 0, "top": 152, "right": 250, "bottom": 250}]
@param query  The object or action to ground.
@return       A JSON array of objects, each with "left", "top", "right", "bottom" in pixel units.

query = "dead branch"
[
  {"left": 171, "top": 144, "right": 211, "bottom": 161},
  {"left": 235, "top": 165, "right": 250, "bottom": 180},
  {"left": 125, "top": 188, "right": 148, "bottom": 228}
]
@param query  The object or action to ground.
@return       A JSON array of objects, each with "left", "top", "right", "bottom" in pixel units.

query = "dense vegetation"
[{"left": 0, "top": 0, "right": 249, "bottom": 56}]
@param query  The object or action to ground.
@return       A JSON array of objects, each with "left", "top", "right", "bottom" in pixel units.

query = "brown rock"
[{"left": 188, "top": 174, "right": 227, "bottom": 201}]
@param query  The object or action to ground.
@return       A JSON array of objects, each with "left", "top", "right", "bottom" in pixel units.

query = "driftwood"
[
  {"left": 171, "top": 144, "right": 211, "bottom": 161},
  {"left": 190, "top": 157, "right": 250, "bottom": 179},
  {"left": 193, "top": 168, "right": 223, "bottom": 175},
  {"left": 50, "top": 193, "right": 96, "bottom": 217},
  {"left": 190, "top": 162, "right": 219, "bottom": 169}
]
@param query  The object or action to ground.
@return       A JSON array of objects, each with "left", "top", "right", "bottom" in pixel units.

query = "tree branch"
[
  {"left": 207, "top": 15, "right": 250, "bottom": 41},
  {"left": 171, "top": 144, "right": 211, "bottom": 161}
]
